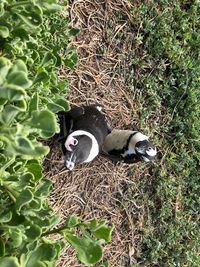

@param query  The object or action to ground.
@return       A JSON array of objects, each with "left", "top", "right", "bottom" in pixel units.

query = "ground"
[
  {"left": 45, "top": 0, "right": 200, "bottom": 265},
  {"left": 45, "top": 0, "right": 163, "bottom": 266}
]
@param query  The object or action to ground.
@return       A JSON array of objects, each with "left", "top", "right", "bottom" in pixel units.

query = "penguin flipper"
[
  {"left": 56, "top": 106, "right": 85, "bottom": 138},
  {"left": 56, "top": 111, "right": 71, "bottom": 140},
  {"left": 123, "top": 154, "right": 141, "bottom": 164},
  {"left": 105, "top": 117, "right": 112, "bottom": 133},
  {"left": 101, "top": 152, "right": 122, "bottom": 164},
  {"left": 67, "top": 106, "right": 85, "bottom": 119},
  {"left": 123, "top": 123, "right": 140, "bottom": 132},
  {"left": 58, "top": 106, "right": 84, "bottom": 120}
]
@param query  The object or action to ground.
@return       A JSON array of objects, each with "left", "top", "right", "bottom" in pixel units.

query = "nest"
[{"left": 44, "top": 0, "right": 153, "bottom": 266}]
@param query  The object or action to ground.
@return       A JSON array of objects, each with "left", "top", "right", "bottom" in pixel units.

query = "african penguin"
[
  {"left": 57, "top": 105, "right": 111, "bottom": 170},
  {"left": 102, "top": 129, "right": 157, "bottom": 164}
]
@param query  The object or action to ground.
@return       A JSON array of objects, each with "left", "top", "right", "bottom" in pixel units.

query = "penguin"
[
  {"left": 57, "top": 105, "right": 111, "bottom": 170},
  {"left": 102, "top": 129, "right": 157, "bottom": 164}
]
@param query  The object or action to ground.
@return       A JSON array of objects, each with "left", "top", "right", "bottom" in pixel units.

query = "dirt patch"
[{"left": 45, "top": 0, "right": 152, "bottom": 266}]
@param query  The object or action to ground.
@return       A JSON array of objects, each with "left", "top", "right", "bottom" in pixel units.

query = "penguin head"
[
  {"left": 135, "top": 139, "right": 157, "bottom": 162},
  {"left": 64, "top": 130, "right": 99, "bottom": 170}
]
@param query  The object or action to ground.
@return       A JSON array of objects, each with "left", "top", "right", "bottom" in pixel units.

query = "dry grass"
[
  {"left": 45, "top": 150, "right": 149, "bottom": 266},
  {"left": 44, "top": 0, "right": 153, "bottom": 266}
]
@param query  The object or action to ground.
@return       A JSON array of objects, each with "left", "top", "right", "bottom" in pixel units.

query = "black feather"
[{"left": 57, "top": 105, "right": 111, "bottom": 158}]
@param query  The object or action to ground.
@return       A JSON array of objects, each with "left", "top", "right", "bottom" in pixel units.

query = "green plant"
[
  {"left": 125, "top": 1, "right": 200, "bottom": 266},
  {"left": 0, "top": 1, "right": 113, "bottom": 266}
]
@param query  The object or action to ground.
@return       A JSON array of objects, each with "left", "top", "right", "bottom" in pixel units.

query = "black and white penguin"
[
  {"left": 57, "top": 105, "right": 111, "bottom": 170},
  {"left": 102, "top": 129, "right": 157, "bottom": 164}
]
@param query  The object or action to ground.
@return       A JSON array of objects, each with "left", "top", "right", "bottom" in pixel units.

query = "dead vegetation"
[{"left": 44, "top": 0, "right": 153, "bottom": 266}]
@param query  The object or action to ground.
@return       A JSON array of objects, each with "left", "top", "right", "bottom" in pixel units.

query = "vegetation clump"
[
  {"left": 0, "top": 1, "right": 113, "bottom": 266},
  {"left": 128, "top": 1, "right": 200, "bottom": 265}
]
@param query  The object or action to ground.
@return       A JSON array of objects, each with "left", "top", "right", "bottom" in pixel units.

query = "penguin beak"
[
  {"left": 141, "top": 156, "right": 150, "bottom": 162},
  {"left": 66, "top": 160, "right": 75, "bottom": 170},
  {"left": 65, "top": 152, "right": 77, "bottom": 170}
]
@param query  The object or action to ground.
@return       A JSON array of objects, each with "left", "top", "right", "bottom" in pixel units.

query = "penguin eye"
[
  {"left": 73, "top": 139, "right": 78, "bottom": 146},
  {"left": 147, "top": 147, "right": 152, "bottom": 151}
]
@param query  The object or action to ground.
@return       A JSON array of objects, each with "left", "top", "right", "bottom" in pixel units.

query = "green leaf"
[
  {"left": 15, "top": 99, "right": 27, "bottom": 112},
  {"left": 41, "top": 3, "right": 62, "bottom": 13},
  {"left": 5, "top": 175, "right": 19, "bottom": 182},
  {"left": 55, "top": 98, "right": 70, "bottom": 111},
  {"left": 34, "top": 215, "right": 60, "bottom": 230},
  {"left": 35, "top": 179, "right": 52, "bottom": 197},
  {"left": 0, "top": 211, "right": 12, "bottom": 223},
  {"left": 20, "top": 173, "right": 34, "bottom": 186},
  {"left": 15, "top": 8, "right": 43, "bottom": 28},
  {"left": 82, "top": 219, "right": 114, "bottom": 242},
  {"left": 57, "top": 80, "right": 68, "bottom": 92},
  {"left": 99, "top": 261, "right": 109, "bottom": 267},
  {"left": 0, "top": 100, "right": 26, "bottom": 124},
  {"left": 65, "top": 216, "right": 80, "bottom": 228},
  {"left": 65, "top": 234, "right": 103, "bottom": 266},
  {"left": 0, "top": 25, "right": 9, "bottom": 38},
  {"left": 6, "top": 137, "right": 49, "bottom": 158},
  {"left": 9, "top": 227, "right": 24, "bottom": 248},
  {"left": 50, "top": 72, "right": 57, "bottom": 85},
  {"left": 28, "top": 198, "right": 42, "bottom": 211},
  {"left": 54, "top": 52, "right": 62, "bottom": 67},
  {"left": 8, "top": 212, "right": 25, "bottom": 226},
  {"left": 0, "top": 257, "right": 20, "bottom": 267},
  {"left": 0, "top": 104, "right": 21, "bottom": 124},
  {"left": 12, "top": 28, "right": 29, "bottom": 40},
  {"left": 48, "top": 216, "right": 61, "bottom": 229},
  {"left": 0, "top": 84, "right": 27, "bottom": 101},
  {"left": 7, "top": 71, "right": 32, "bottom": 89},
  {"left": 0, "top": 3, "right": 5, "bottom": 17},
  {"left": 12, "top": 59, "right": 28, "bottom": 74},
  {"left": 0, "top": 57, "right": 11, "bottom": 85},
  {"left": 26, "top": 223, "right": 41, "bottom": 241},
  {"left": 64, "top": 51, "right": 78, "bottom": 69},
  {"left": 24, "top": 243, "right": 57, "bottom": 267},
  {"left": 15, "top": 189, "right": 33, "bottom": 212},
  {"left": 29, "top": 93, "right": 39, "bottom": 113},
  {"left": 47, "top": 102, "right": 65, "bottom": 113},
  {"left": 33, "top": 71, "right": 49, "bottom": 84},
  {"left": 0, "top": 238, "right": 5, "bottom": 257},
  {"left": 29, "top": 110, "right": 59, "bottom": 138},
  {"left": 68, "top": 28, "right": 80, "bottom": 37},
  {"left": 0, "top": 57, "right": 10, "bottom": 69},
  {"left": 41, "top": 52, "right": 57, "bottom": 68},
  {"left": 0, "top": 153, "right": 7, "bottom": 166},
  {"left": 31, "top": 50, "right": 40, "bottom": 63},
  {"left": 26, "top": 162, "right": 42, "bottom": 181},
  {"left": 0, "top": 98, "right": 7, "bottom": 106},
  {"left": 92, "top": 225, "right": 114, "bottom": 243},
  {"left": 13, "top": 137, "right": 34, "bottom": 152}
]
